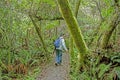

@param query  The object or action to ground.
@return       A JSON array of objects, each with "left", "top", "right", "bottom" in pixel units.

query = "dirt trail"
[{"left": 36, "top": 53, "right": 70, "bottom": 80}]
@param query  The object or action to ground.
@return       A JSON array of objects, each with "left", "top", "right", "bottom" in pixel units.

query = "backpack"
[{"left": 54, "top": 38, "right": 61, "bottom": 48}]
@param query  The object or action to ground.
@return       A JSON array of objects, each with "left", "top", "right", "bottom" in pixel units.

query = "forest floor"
[{"left": 36, "top": 53, "right": 70, "bottom": 80}]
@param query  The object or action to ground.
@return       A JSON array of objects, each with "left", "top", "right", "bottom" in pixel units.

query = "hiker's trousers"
[{"left": 56, "top": 49, "right": 62, "bottom": 64}]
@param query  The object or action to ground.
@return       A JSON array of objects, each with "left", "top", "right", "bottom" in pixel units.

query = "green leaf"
[
  {"left": 98, "top": 63, "right": 111, "bottom": 78},
  {"left": 114, "top": 67, "right": 120, "bottom": 79}
]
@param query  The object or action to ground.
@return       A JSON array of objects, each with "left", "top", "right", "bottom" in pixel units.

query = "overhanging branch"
[{"left": 35, "top": 15, "right": 64, "bottom": 21}]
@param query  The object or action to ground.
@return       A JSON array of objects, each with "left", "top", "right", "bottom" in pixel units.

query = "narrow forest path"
[{"left": 36, "top": 53, "right": 70, "bottom": 80}]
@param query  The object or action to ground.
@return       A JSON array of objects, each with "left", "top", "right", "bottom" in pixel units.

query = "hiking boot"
[{"left": 55, "top": 63, "right": 58, "bottom": 66}]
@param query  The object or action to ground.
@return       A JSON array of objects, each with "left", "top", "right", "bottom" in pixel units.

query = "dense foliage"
[{"left": 0, "top": 0, "right": 120, "bottom": 80}]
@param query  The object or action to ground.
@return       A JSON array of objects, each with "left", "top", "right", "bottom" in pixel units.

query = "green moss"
[
  {"left": 69, "top": 37, "right": 75, "bottom": 59},
  {"left": 57, "top": 0, "right": 89, "bottom": 72},
  {"left": 101, "top": 13, "right": 119, "bottom": 48},
  {"left": 57, "top": 0, "right": 88, "bottom": 54}
]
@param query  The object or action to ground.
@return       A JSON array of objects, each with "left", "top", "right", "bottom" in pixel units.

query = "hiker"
[{"left": 54, "top": 34, "right": 68, "bottom": 66}]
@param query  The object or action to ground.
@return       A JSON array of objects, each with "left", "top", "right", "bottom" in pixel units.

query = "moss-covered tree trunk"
[
  {"left": 101, "top": 13, "right": 120, "bottom": 48},
  {"left": 69, "top": 37, "right": 75, "bottom": 59},
  {"left": 75, "top": 0, "right": 81, "bottom": 18},
  {"left": 29, "top": 15, "right": 49, "bottom": 54},
  {"left": 113, "top": 28, "right": 117, "bottom": 44},
  {"left": 101, "top": 0, "right": 120, "bottom": 49},
  {"left": 57, "top": 0, "right": 88, "bottom": 66},
  {"left": 70, "top": 0, "right": 81, "bottom": 60},
  {"left": 88, "top": 21, "right": 104, "bottom": 47}
]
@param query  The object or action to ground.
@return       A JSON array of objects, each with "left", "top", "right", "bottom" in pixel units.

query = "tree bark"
[
  {"left": 88, "top": 20, "right": 104, "bottom": 47},
  {"left": 29, "top": 15, "right": 49, "bottom": 54},
  {"left": 101, "top": 0, "right": 120, "bottom": 49},
  {"left": 75, "top": 0, "right": 81, "bottom": 18},
  {"left": 36, "top": 16, "right": 63, "bottom": 21},
  {"left": 101, "top": 13, "right": 120, "bottom": 49},
  {"left": 57, "top": 0, "right": 88, "bottom": 66},
  {"left": 70, "top": 0, "right": 81, "bottom": 60},
  {"left": 69, "top": 37, "right": 75, "bottom": 59}
]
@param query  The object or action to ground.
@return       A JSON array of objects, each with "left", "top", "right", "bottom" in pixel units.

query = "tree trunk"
[
  {"left": 101, "top": 0, "right": 120, "bottom": 49},
  {"left": 75, "top": 0, "right": 81, "bottom": 18},
  {"left": 69, "top": 37, "right": 75, "bottom": 60},
  {"left": 57, "top": 0, "right": 88, "bottom": 66},
  {"left": 70, "top": 0, "right": 81, "bottom": 60},
  {"left": 101, "top": 13, "right": 120, "bottom": 49},
  {"left": 29, "top": 15, "right": 49, "bottom": 54},
  {"left": 88, "top": 20, "right": 104, "bottom": 47}
]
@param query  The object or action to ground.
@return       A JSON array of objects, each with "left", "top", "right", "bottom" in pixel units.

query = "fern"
[
  {"left": 114, "top": 67, "right": 120, "bottom": 79},
  {"left": 98, "top": 63, "right": 111, "bottom": 78},
  {"left": 113, "top": 59, "right": 120, "bottom": 63},
  {"left": 23, "top": 68, "right": 41, "bottom": 80},
  {"left": 30, "top": 59, "right": 39, "bottom": 67}
]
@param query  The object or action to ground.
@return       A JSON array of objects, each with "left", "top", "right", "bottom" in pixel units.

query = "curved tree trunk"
[
  {"left": 101, "top": 0, "right": 120, "bottom": 49},
  {"left": 101, "top": 13, "right": 120, "bottom": 49},
  {"left": 29, "top": 15, "right": 49, "bottom": 54},
  {"left": 57, "top": 0, "right": 88, "bottom": 67},
  {"left": 70, "top": 0, "right": 81, "bottom": 60}
]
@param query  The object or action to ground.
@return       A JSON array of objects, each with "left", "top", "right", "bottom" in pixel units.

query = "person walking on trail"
[{"left": 54, "top": 34, "right": 68, "bottom": 66}]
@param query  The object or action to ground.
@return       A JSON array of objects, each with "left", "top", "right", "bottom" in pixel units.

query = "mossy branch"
[{"left": 57, "top": 0, "right": 88, "bottom": 54}]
